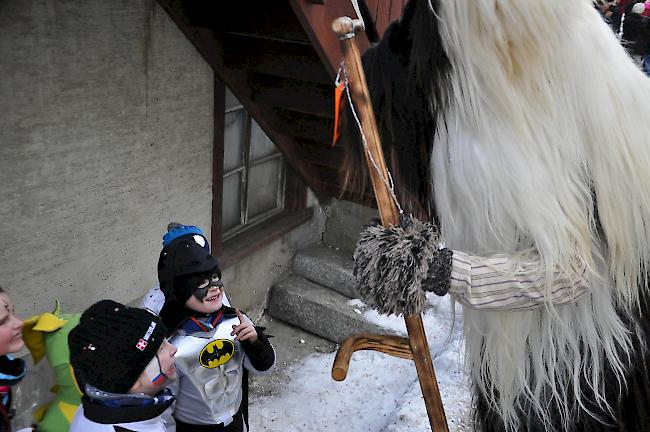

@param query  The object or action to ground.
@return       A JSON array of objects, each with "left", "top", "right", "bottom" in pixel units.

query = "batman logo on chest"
[{"left": 199, "top": 339, "right": 235, "bottom": 368}]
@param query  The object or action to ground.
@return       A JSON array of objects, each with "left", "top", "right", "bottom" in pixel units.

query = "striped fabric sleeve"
[{"left": 448, "top": 251, "right": 589, "bottom": 311}]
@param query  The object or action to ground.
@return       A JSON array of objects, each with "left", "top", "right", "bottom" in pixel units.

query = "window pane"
[
  {"left": 222, "top": 173, "right": 242, "bottom": 232},
  {"left": 224, "top": 110, "right": 245, "bottom": 172},
  {"left": 225, "top": 87, "right": 242, "bottom": 111},
  {"left": 250, "top": 120, "right": 278, "bottom": 161},
  {"left": 247, "top": 159, "right": 283, "bottom": 219}
]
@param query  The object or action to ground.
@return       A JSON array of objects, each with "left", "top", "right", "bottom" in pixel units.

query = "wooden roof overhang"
[{"left": 156, "top": 0, "right": 406, "bottom": 203}]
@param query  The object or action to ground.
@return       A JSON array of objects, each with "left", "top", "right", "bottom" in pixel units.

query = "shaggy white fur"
[{"left": 431, "top": 0, "right": 650, "bottom": 429}]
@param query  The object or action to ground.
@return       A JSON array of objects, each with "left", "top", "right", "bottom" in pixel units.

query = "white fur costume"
[{"left": 348, "top": 1, "right": 650, "bottom": 430}]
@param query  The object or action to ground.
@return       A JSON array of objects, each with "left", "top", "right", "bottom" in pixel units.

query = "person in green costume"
[{"left": 22, "top": 302, "right": 82, "bottom": 432}]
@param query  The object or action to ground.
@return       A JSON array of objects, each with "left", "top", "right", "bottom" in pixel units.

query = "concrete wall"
[
  {"left": 1, "top": 2, "right": 329, "bottom": 422},
  {"left": 0, "top": 0, "right": 328, "bottom": 323},
  {"left": 0, "top": 0, "right": 215, "bottom": 316},
  {"left": 225, "top": 190, "right": 327, "bottom": 319}
]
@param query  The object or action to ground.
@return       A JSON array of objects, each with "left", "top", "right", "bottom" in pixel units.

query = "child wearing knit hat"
[
  {"left": 68, "top": 300, "right": 177, "bottom": 432},
  {"left": 142, "top": 223, "right": 275, "bottom": 432}
]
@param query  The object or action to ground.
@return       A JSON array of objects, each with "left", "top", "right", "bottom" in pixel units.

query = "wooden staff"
[{"left": 331, "top": 17, "right": 449, "bottom": 432}]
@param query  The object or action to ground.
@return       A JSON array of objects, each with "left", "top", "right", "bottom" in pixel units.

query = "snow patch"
[{"left": 250, "top": 296, "right": 472, "bottom": 431}]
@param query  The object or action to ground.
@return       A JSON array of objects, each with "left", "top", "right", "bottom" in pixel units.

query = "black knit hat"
[
  {"left": 157, "top": 223, "right": 220, "bottom": 304},
  {"left": 68, "top": 300, "right": 167, "bottom": 394}
]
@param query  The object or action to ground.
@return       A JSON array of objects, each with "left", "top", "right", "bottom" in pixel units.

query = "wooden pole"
[{"left": 332, "top": 16, "right": 449, "bottom": 432}]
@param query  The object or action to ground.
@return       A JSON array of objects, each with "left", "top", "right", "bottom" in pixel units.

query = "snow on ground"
[{"left": 249, "top": 295, "right": 473, "bottom": 431}]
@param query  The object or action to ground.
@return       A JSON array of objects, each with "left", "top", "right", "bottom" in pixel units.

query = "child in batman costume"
[{"left": 145, "top": 223, "right": 275, "bottom": 432}]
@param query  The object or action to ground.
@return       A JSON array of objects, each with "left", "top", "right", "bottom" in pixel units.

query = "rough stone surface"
[
  {"left": 268, "top": 276, "right": 390, "bottom": 343},
  {"left": 293, "top": 245, "right": 358, "bottom": 298},
  {"left": 0, "top": 0, "right": 214, "bottom": 315},
  {"left": 0, "top": 0, "right": 326, "bottom": 317},
  {"left": 323, "top": 199, "right": 379, "bottom": 254}
]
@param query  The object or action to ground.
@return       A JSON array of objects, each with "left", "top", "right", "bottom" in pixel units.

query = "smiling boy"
[{"left": 148, "top": 223, "right": 275, "bottom": 432}]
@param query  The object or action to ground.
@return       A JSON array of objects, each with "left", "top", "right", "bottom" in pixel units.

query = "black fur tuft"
[{"left": 341, "top": 0, "right": 451, "bottom": 221}]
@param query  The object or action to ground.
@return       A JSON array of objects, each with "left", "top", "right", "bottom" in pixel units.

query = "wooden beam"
[
  {"left": 289, "top": 0, "right": 371, "bottom": 79},
  {"left": 391, "top": 1, "right": 408, "bottom": 28},
  {"left": 294, "top": 139, "right": 343, "bottom": 168},
  {"left": 379, "top": 0, "right": 408, "bottom": 37},
  {"left": 271, "top": 108, "right": 333, "bottom": 143},
  {"left": 220, "top": 15, "right": 310, "bottom": 43},
  {"left": 373, "top": 0, "right": 390, "bottom": 40},
  {"left": 156, "top": 0, "right": 330, "bottom": 202},
  {"left": 185, "top": 0, "right": 310, "bottom": 43},
  {"left": 252, "top": 74, "right": 333, "bottom": 119},
  {"left": 224, "top": 34, "right": 330, "bottom": 84}
]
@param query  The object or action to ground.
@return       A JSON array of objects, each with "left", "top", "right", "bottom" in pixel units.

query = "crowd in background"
[{"left": 597, "top": 0, "right": 650, "bottom": 74}]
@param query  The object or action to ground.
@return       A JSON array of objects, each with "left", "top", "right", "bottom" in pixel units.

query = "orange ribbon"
[{"left": 332, "top": 81, "right": 346, "bottom": 147}]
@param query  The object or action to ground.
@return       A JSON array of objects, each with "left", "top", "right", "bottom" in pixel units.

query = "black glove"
[
  {"left": 241, "top": 326, "right": 275, "bottom": 372},
  {"left": 421, "top": 247, "right": 453, "bottom": 296}
]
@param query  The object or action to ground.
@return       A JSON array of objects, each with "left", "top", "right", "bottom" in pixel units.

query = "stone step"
[
  {"left": 323, "top": 199, "right": 378, "bottom": 254},
  {"left": 268, "top": 276, "right": 390, "bottom": 343},
  {"left": 293, "top": 245, "right": 358, "bottom": 299}
]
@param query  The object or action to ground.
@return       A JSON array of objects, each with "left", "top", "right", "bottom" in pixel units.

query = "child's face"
[
  {"left": 130, "top": 339, "right": 177, "bottom": 396},
  {"left": 184, "top": 274, "right": 225, "bottom": 314},
  {"left": 0, "top": 293, "right": 23, "bottom": 356}
]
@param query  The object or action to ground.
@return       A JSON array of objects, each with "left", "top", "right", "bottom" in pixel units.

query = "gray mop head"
[{"left": 353, "top": 215, "right": 445, "bottom": 316}]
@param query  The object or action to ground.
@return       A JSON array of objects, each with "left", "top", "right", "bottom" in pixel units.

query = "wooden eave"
[{"left": 157, "top": 0, "right": 406, "bottom": 203}]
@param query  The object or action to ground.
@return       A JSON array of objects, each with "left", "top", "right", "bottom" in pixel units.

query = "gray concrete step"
[
  {"left": 323, "top": 199, "right": 378, "bottom": 254},
  {"left": 293, "top": 245, "right": 357, "bottom": 298},
  {"left": 268, "top": 276, "right": 389, "bottom": 343}
]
